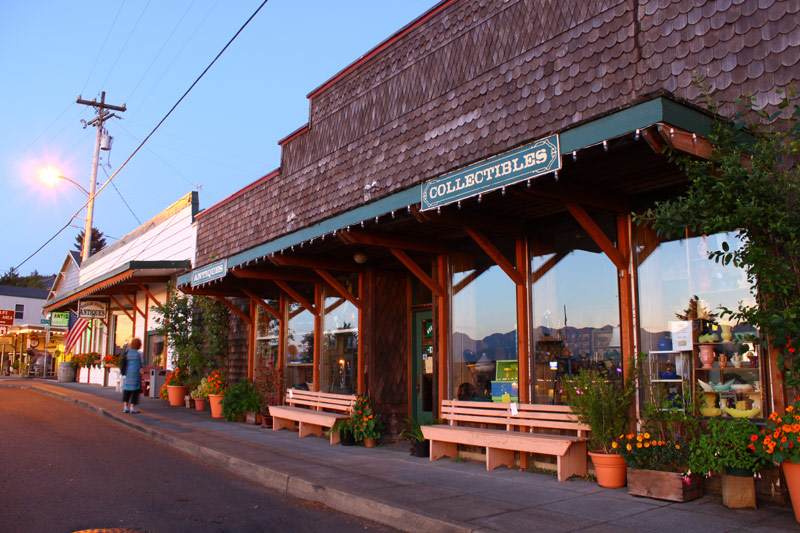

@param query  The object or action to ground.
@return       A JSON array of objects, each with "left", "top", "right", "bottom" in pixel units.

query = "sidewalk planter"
[
  {"left": 57, "top": 361, "right": 76, "bottom": 382},
  {"left": 245, "top": 411, "right": 262, "bottom": 425},
  {"left": 722, "top": 468, "right": 756, "bottom": 509},
  {"left": 208, "top": 394, "right": 224, "bottom": 418},
  {"left": 194, "top": 398, "right": 207, "bottom": 412},
  {"left": 627, "top": 469, "right": 702, "bottom": 502},
  {"left": 167, "top": 385, "right": 189, "bottom": 406},
  {"left": 589, "top": 452, "right": 627, "bottom": 488},
  {"left": 363, "top": 437, "right": 377, "bottom": 448},
  {"left": 783, "top": 461, "right": 800, "bottom": 522}
]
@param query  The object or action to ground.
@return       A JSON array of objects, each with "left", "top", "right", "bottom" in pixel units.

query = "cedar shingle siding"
[{"left": 196, "top": 0, "right": 799, "bottom": 266}]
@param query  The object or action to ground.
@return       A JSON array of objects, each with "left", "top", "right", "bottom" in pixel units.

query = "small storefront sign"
[
  {"left": 79, "top": 300, "right": 108, "bottom": 320},
  {"left": 0, "top": 309, "right": 14, "bottom": 325},
  {"left": 0, "top": 325, "right": 9, "bottom": 335},
  {"left": 191, "top": 259, "right": 227, "bottom": 287},
  {"left": 421, "top": 134, "right": 561, "bottom": 210},
  {"left": 50, "top": 311, "right": 69, "bottom": 328}
]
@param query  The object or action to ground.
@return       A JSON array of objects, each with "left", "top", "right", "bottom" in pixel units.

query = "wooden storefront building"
[{"left": 178, "top": 0, "right": 799, "bottom": 427}]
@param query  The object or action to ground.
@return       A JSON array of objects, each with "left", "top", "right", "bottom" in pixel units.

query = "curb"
[{"left": 2, "top": 383, "right": 473, "bottom": 533}]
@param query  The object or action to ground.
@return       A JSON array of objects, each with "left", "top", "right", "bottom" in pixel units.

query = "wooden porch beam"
[
  {"left": 390, "top": 248, "right": 445, "bottom": 298},
  {"left": 269, "top": 255, "right": 365, "bottom": 273},
  {"left": 657, "top": 123, "right": 713, "bottom": 160},
  {"left": 314, "top": 268, "right": 362, "bottom": 310},
  {"left": 138, "top": 284, "right": 162, "bottom": 307},
  {"left": 274, "top": 280, "right": 317, "bottom": 316},
  {"left": 532, "top": 251, "right": 567, "bottom": 283},
  {"left": 109, "top": 295, "right": 133, "bottom": 321},
  {"left": 230, "top": 266, "right": 318, "bottom": 283},
  {"left": 325, "top": 297, "right": 345, "bottom": 315},
  {"left": 242, "top": 288, "right": 281, "bottom": 321},
  {"left": 514, "top": 185, "right": 628, "bottom": 213},
  {"left": 564, "top": 201, "right": 627, "bottom": 271},
  {"left": 343, "top": 228, "right": 448, "bottom": 254},
  {"left": 410, "top": 205, "right": 524, "bottom": 237},
  {"left": 214, "top": 295, "right": 252, "bottom": 326},
  {"left": 453, "top": 266, "right": 488, "bottom": 295},
  {"left": 464, "top": 227, "right": 524, "bottom": 286},
  {"left": 120, "top": 292, "right": 144, "bottom": 317}
]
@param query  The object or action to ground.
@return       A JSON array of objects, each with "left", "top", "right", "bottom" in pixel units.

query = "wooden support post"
[
  {"left": 616, "top": 214, "right": 635, "bottom": 381},
  {"left": 357, "top": 272, "right": 365, "bottom": 395},
  {"left": 436, "top": 254, "right": 449, "bottom": 407},
  {"left": 278, "top": 294, "right": 287, "bottom": 401},
  {"left": 313, "top": 283, "right": 322, "bottom": 392},
  {"left": 248, "top": 299, "right": 256, "bottom": 380}
]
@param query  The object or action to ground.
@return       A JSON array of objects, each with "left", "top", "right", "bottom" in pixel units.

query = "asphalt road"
[{"left": 0, "top": 388, "right": 396, "bottom": 533}]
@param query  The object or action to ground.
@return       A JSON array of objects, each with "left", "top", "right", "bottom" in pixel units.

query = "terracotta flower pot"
[
  {"left": 208, "top": 394, "right": 224, "bottom": 418},
  {"left": 194, "top": 398, "right": 207, "bottom": 411},
  {"left": 698, "top": 344, "right": 716, "bottom": 369},
  {"left": 364, "top": 437, "right": 377, "bottom": 448},
  {"left": 589, "top": 451, "right": 627, "bottom": 488},
  {"left": 166, "top": 385, "right": 188, "bottom": 406},
  {"left": 783, "top": 461, "right": 800, "bottom": 522}
]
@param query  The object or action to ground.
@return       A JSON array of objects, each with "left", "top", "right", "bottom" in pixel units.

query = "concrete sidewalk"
[{"left": 2, "top": 378, "right": 798, "bottom": 532}]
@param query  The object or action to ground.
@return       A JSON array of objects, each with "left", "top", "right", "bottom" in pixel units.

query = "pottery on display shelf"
[{"left": 698, "top": 344, "right": 716, "bottom": 369}]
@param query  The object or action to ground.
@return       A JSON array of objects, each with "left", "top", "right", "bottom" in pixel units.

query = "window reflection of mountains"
[{"left": 454, "top": 325, "right": 619, "bottom": 363}]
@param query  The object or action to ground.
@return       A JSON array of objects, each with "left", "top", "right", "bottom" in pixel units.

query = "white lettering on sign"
[{"left": 0, "top": 310, "right": 14, "bottom": 325}]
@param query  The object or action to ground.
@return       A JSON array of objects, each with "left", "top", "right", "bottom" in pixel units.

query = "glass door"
[{"left": 412, "top": 310, "right": 434, "bottom": 423}]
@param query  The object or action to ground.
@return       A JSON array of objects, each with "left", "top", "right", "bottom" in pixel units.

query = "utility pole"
[{"left": 76, "top": 91, "right": 126, "bottom": 262}]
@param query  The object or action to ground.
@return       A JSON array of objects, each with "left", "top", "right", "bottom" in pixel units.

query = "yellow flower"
[
  {"left": 644, "top": 442, "right": 650, "bottom": 448},
  {"left": 643, "top": 432, "right": 651, "bottom": 440},
  {"left": 626, "top": 443, "right": 632, "bottom": 451},
  {"left": 626, "top": 433, "right": 635, "bottom": 440},
  {"left": 636, "top": 442, "right": 643, "bottom": 448},
  {"left": 611, "top": 442, "right": 618, "bottom": 449},
  {"left": 675, "top": 444, "right": 681, "bottom": 450},
  {"left": 636, "top": 434, "right": 644, "bottom": 442}
]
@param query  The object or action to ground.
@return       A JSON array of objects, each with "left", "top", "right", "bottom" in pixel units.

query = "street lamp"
[{"left": 39, "top": 166, "right": 94, "bottom": 262}]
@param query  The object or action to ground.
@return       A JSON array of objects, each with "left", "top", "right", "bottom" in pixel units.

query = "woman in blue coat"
[{"left": 121, "top": 337, "right": 143, "bottom": 414}]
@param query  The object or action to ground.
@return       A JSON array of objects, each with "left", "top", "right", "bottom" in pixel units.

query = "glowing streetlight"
[{"left": 39, "top": 166, "right": 94, "bottom": 261}]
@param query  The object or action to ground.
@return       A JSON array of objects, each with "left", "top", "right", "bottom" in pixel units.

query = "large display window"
[
  {"left": 254, "top": 300, "right": 281, "bottom": 402},
  {"left": 451, "top": 253, "right": 518, "bottom": 402},
  {"left": 286, "top": 300, "right": 314, "bottom": 390},
  {"left": 636, "top": 226, "right": 762, "bottom": 418},
  {"left": 320, "top": 275, "right": 359, "bottom": 394},
  {"left": 530, "top": 220, "right": 621, "bottom": 404}
]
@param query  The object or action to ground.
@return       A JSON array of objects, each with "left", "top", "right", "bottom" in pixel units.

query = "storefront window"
[
  {"left": 321, "top": 275, "right": 359, "bottom": 394},
  {"left": 636, "top": 227, "right": 761, "bottom": 416},
  {"left": 451, "top": 253, "right": 518, "bottom": 402},
  {"left": 286, "top": 301, "right": 314, "bottom": 390},
  {"left": 254, "top": 302, "right": 281, "bottom": 402},
  {"left": 112, "top": 313, "right": 133, "bottom": 356},
  {"left": 530, "top": 222, "right": 620, "bottom": 404}
]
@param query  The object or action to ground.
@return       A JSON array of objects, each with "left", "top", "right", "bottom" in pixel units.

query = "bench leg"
[
  {"left": 486, "top": 447, "right": 515, "bottom": 471},
  {"left": 429, "top": 440, "right": 457, "bottom": 461},
  {"left": 298, "top": 421, "right": 323, "bottom": 439},
  {"left": 557, "top": 441, "right": 587, "bottom": 482},
  {"left": 329, "top": 429, "right": 340, "bottom": 445},
  {"left": 272, "top": 417, "right": 294, "bottom": 432}
]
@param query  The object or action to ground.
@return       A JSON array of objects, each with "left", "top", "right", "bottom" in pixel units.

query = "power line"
[
  {"left": 99, "top": 0, "right": 153, "bottom": 90},
  {"left": 14, "top": 0, "right": 270, "bottom": 272},
  {"left": 101, "top": 165, "right": 142, "bottom": 225},
  {"left": 80, "top": 0, "right": 127, "bottom": 95}
]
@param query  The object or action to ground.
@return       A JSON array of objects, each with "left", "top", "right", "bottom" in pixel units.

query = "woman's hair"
[{"left": 130, "top": 337, "right": 142, "bottom": 350}]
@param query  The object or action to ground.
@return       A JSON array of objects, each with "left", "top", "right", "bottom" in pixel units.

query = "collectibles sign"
[
  {"left": 0, "top": 309, "right": 14, "bottom": 325},
  {"left": 191, "top": 259, "right": 227, "bottom": 287},
  {"left": 421, "top": 134, "right": 561, "bottom": 210},
  {"left": 78, "top": 300, "right": 107, "bottom": 320}
]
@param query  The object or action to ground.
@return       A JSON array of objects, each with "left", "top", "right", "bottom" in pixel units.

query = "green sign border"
[
  {"left": 50, "top": 311, "right": 69, "bottom": 328},
  {"left": 421, "top": 134, "right": 560, "bottom": 210}
]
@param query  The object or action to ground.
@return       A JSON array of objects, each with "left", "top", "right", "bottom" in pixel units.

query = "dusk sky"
[{"left": 0, "top": 0, "right": 438, "bottom": 276}]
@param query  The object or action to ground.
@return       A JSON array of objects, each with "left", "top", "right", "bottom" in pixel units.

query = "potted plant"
[
  {"left": 619, "top": 368, "right": 703, "bottom": 502},
  {"left": 221, "top": 379, "right": 261, "bottom": 423},
  {"left": 399, "top": 418, "right": 447, "bottom": 457},
  {"left": 687, "top": 417, "right": 767, "bottom": 509},
  {"left": 160, "top": 366, "right": 191, "bottom": 406},
  {"left": 330, "top": 417, "right": 356, "bottom": 446},
  {"left": 565, "top": 361, "right": 635, "bottom": 488},
  {"left": 191, "top": 376, "right": 209, "bottom": 411},
  {"left": 350, "top": 395, "right": 382, "bottom": 447},
  {"left": 750, "top": 402, "right": 800, "bottom": 521},
  {"left": 206, "top": 369, "right": 227, "bottom": 418}
]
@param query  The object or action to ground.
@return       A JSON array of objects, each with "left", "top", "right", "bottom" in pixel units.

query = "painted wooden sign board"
[
  {"left": 421, "top": 134, "right": 561, "bottom": 210},
  {"left": 191, "top": 259, "right": 228, "bottom": 287}
]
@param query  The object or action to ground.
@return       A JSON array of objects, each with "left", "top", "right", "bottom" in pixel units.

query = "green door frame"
[{"left": 412, "top": 309, "right": 434, "bottom": 423}]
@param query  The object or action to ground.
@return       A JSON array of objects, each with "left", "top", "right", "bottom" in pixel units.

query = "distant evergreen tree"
[
  {"left": 74, "top": 227, "right": 107, "bottom": 256},
  {"left": 0, "top": 267, "right": 52, "bottom": 289}
]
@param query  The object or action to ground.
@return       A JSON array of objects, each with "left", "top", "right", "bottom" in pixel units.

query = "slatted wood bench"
[
  {"left": 421, "top": 400, "right": 590, "bottom": 482},
  {"left": 269, "top": 389, "right": 357, "bottom": 445}
]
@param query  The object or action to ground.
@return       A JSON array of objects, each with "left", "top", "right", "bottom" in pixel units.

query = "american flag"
[{"left": 64, "top": 310, "right": 89, "bottom": 356}]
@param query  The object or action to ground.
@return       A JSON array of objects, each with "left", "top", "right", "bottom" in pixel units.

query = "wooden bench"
[
  {"left": 421, "top": 400, "right": 590, "bottom": 482},
  {"left": 269, "top": 389, "right": 357, "bottom": 445}
]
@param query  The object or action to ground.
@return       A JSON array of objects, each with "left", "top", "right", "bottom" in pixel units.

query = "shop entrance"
[{"left": 412, "top": 310, "right": 434, "bottom": 423}]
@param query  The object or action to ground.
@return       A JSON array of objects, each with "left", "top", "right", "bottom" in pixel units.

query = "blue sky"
[{"left": 0, "top": 0, "right": 438, "bottom": 276}]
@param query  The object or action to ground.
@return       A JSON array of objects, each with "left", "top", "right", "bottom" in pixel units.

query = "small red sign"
[
  {"left": 0, "top": 325, "right": 9, "bottom": 335},
  {"left": 0, "top": 310, "right": 14, "bottom": 326}
]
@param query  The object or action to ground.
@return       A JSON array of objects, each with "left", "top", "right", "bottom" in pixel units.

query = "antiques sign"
[
  {"left": 191, "top": 259, "right": 227, "bottom": 287},
  {"left": 51, "top": 311, "right": 70, "bottom": 328},
  {"left": 421, "top": 134, "right": 561, "bottom": 210},
  {"left": 78, "top": 300, "right": 108, "bottom": 319}
]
